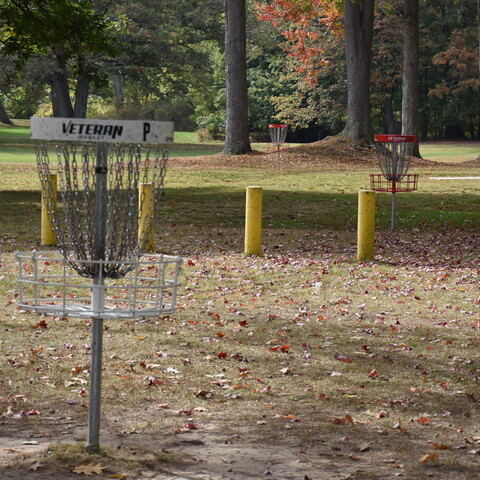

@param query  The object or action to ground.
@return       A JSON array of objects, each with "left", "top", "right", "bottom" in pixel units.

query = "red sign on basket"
[{"left": 374, "top": 134, "right": 416, "bottom": 143}]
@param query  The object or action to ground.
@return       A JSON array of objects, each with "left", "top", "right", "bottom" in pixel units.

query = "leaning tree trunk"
[
  {"left": 0, "top": 99, "right": 12, "bottom": 124},
  {"left": 223, "top": 0, "right": 251, "bottom": 155},
  {"left": 73, "top": 76, "right": 89, "bottom": 118},
  {"left": 50, "top": 55, "right": 74, "bottom": 118},
  {"left": 340, "top": 0, "right": 375, "bottom": 144},
  {"left": 401, "top": 0, "right": 421, "bottom": 157}
]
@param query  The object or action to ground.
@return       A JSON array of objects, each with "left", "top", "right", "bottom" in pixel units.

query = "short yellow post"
[
  {"left": 357, "top": 190, "right": 375, "bottom": 261},
  {"left": 138, "top": 183, "right": 155, "bottom": 252},
  {"left": 244, "top": 186, "right": 263, "bottom": 256},
  {"left": 41, "top": 174, "right": 57, "bottom": 246}
]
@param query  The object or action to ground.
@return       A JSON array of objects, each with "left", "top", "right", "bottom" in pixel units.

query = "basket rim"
[{"left": 369, "top": 173, "right": 419, "bottom": 192}]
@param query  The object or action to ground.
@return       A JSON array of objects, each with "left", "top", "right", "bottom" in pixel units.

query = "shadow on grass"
[
  {"left": 1, "top": 187, "right": 479, "bottom": 253},
  {"left": 161, "top": 187, "right": 480, "bottom": 232}
]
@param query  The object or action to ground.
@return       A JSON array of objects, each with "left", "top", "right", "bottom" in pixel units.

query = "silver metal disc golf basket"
[
  {"left": 16, "top": 117, "right": 182, "bottom": 453},
  {"left": 269, "top": 123, "right": 289, "bottom": 169},
  {"left": 370, "top": 134, "right": 418, "bottom": 230}
]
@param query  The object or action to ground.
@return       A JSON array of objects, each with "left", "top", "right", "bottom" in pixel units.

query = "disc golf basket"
[
  {"left": 269, "top": 123, "right": 289, "bottom": 169},
  {"left": 370, "top": 134, "right": 419, "bottom": 230},
  {"left": 16, "top": 117, "right": 182, "bottom": 453}
]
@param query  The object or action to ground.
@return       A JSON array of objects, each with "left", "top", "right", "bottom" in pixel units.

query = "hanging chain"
[
  {"left": 375, "top": 141, "right": 412, "bottom": 182},
  {"left": 36, "top": 142, "right": 169, "bottom": 280}
]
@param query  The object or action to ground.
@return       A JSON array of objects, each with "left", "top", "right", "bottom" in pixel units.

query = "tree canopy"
[
  {"left": 0, "top": 0, "right": 117, "bottom": 73},
  {"left": 0, "top": 0, "right": 478, "bottom": 141}
]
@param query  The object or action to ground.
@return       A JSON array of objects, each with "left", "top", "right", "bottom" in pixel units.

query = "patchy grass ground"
[{"left": 0, "top": 138, "right": 479, "bottom": 479}]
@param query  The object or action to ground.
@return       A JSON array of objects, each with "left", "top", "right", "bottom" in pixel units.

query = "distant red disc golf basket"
[
  {"left": 268, "top": 123, "right": 289, "bottom": 169},
  {"left": 370, "top": 134, "right": 419, "bottom": 230}
]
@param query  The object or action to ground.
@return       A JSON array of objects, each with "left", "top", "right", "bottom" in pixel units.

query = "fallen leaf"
[
  {"left": 73, "top": 463, "right": 108, "bottom": 475},
  {"left": 28, "top": 461, "right": 43, "bottom": 471},
  {"left": 334, "top": 353, "right": 353, "bottom": 363},
  {"left": 415, "top": 416, "right": 430, "bottom": 424},
  {"left": 433, "top": 443, "right": 450, "bottom": 450},
  {"left": 419, "top": 453, "right": 438, "bottom": 464},
  {"left": 195, "top": 390, "right": 212, "bottom": 399},
  {"left": 183, "top": 422, "right": 197, "bottom": 431},
  {"left": 32, "top": 320, "right": 48, "bottom": 329},
  {"left": 333, "top": 414, "right": 355, "bottom": 425},
  {"left": 357, "top": 441, "right": 373, "bottom": 452}
]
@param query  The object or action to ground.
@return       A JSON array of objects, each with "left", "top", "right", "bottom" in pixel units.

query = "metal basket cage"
[
  {"left": 369, "top": 173, "right": 419, "bottom": 193},
  {"left": 269, "top": 124, "right": 288, "bottom": 146},
  {"left": 16, "top": 251, "right": 182, "bottom": 319}
]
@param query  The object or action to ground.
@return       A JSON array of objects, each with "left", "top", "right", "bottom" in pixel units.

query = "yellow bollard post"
[
  {"left": 357, "top": 190, "right": 375, "bottom": 261},
  {"left": 41, "top": 174, "right": 57, "bottom": 246},
  {"left": 138, "top": 183, "right": 155, "bottom": 252},
  {"left": 244, "top": 186, "right": 263, "bottom": 256}
]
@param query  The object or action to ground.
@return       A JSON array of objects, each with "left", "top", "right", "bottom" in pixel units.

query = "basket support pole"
[
  {"left": 86, "top": 143, "right": 108, "bottom": 453},
  {"left": 391, "top": 181, "right": 397, "bottom": 231},
  {"left": 357, "top": 190, "right": 375, "bottom": 261},
  {"left": 245, "top": 186, "right": 262, "bottom": 256},
  {"left": 41, "top": 173, "right": 57, "bottom": 246},
  {"left": 86, "top": 313, "right": 104, "bottom": 453},
  {"left": 139, "top": 183, "right": 155, "bottom": 252},
  {"left": 391, "top": 193, "right": 396, "bottom": 231}
]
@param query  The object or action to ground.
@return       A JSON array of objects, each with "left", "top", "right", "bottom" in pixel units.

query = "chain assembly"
[{"left": 36, "top": 142, "right": 168, "bottom": 279}]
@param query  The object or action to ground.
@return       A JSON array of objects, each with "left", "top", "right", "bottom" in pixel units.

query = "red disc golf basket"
[
  {"left": 370, "top": 134, "right": 419, "bottom": 230},
  {"left": 269, "top": 123, "right": 289, "bottom": 169}
]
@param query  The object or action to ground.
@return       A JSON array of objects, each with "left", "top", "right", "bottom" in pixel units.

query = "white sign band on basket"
[{"left": 30, "top": 117, "right": 174, "bottom": 144}]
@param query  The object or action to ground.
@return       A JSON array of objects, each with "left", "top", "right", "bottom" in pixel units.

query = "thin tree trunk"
[
  {"left": 113, "top": 74, "right": 124, "bottom": 107},
  {"left": 223, "top": 0, "right": 251, "bottom": 155},
  {"left": 401, "top": 0, "right": 421, "bottom": 156},
  {"left": 383, "top": 94, "right": 395, "bottom": 134},
  {"left": 73, "top": 76, "right": 89, "bottom": 118},
  {"left": 51, "top": 55, "right": 74, "bottom": 118},
  {"left": 0, "top": 99, "right": 12, "bottom": 124},
  {"left": 340, "top": 0, "right": 375, "bottom": 144}
]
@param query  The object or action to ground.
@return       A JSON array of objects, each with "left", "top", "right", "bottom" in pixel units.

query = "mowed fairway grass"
[{"left": 0, "top": 122, "right": 480, "bottom": 479}]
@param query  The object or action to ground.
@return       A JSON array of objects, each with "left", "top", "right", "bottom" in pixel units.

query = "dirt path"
[{"left": 1, "top": 414, "right": 479, "bottom": 479}]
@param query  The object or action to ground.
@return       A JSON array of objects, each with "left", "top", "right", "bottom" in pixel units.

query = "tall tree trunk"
[
  {"left": 73, "top": 76, "right": 89, "bottom": 118},
  {"left": 0, "top": 99, "right": 12, "bottom": 124},
  {"left": 402, "top": 0, "right": 421, "bottom": 156},
  {"left": 341, "top": 0, "right": 375, "bottom": 144},
  {"left": 50, "top": 55, "right": 74, "bottom": 118},
  {"left": 223, "top": 0, "right": 251, "bottom": 155}
]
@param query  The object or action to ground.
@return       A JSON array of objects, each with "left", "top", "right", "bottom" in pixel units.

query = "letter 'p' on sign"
[
  {"left": 143, "top": 122, "right": 151, "bottom": 142},
  {"left": 30, "top": 117, "right": 174, "bottom": 144}
]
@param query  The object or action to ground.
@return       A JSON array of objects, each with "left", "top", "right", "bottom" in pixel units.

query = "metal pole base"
[
  {"left": 85, "top": 316, "right": 104, "bottom": 453},
  {"left": 391, "top": 191, "right": 396, "bottom": 231}
]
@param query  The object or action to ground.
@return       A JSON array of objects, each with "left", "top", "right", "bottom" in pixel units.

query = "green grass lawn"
[
  {"left": 2, "top": 122, "right": 478, "bottom": 163},
  {"left": 0, "top": 126, "right": 225, "bottom": 162},
  {"left": 420, "top": 141, "right": 480, "bottom": 163},
  {"left": 1, "top": 124, "right": 480, "bottom": 479}
]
